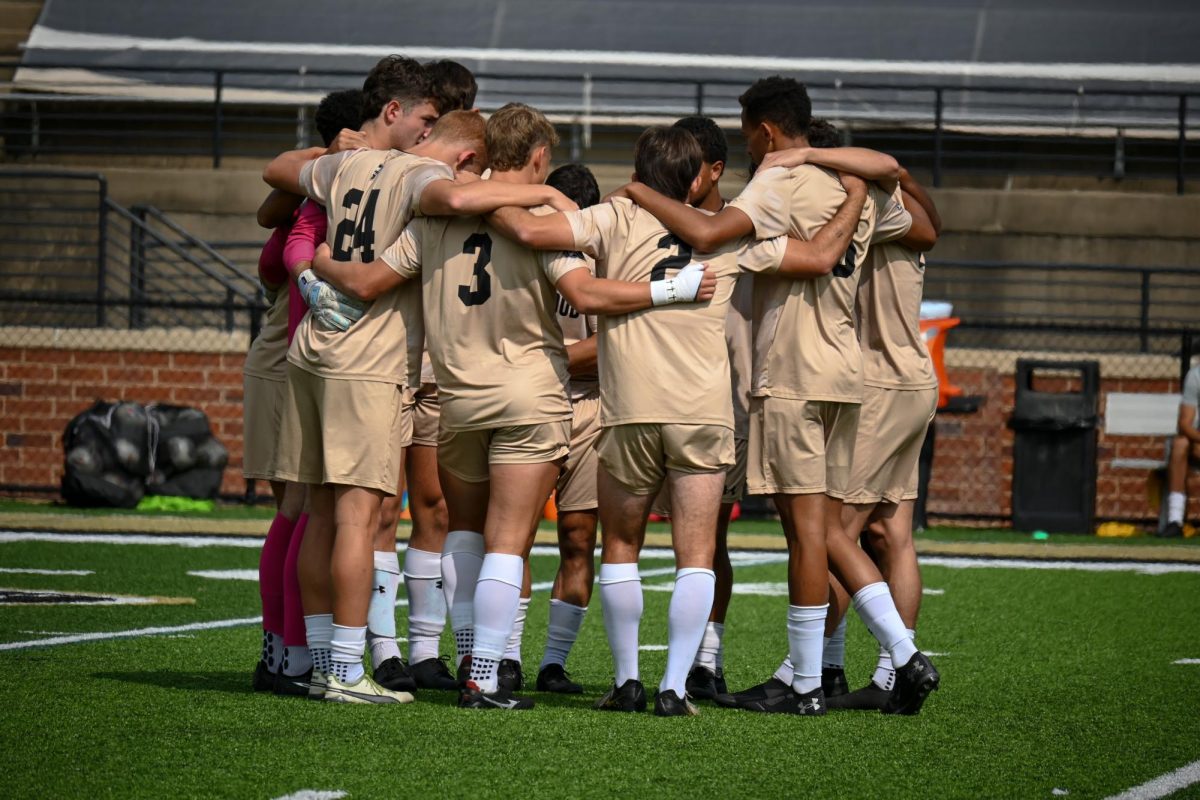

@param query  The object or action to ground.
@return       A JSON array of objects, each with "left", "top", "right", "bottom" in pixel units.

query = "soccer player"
[
  {"left": 313, "top": 103, "right": 719, "bottom": 710},
  {"left": 531, "top": 162, "right": 603, "bottom": 695},
  {"left": 618, "top": 77, "right": 940, "bottom": 715},
  {"left": 1162, "top": 363, "right": 1200, "bottom": 537},
  {"left": 365, "top": 61, "right": 483, "bottom": 696},
  {"left": 246, "top": 88, "right": 365, "bottom": 696},
  {"left": 488, "top": 125, "right": 870, "bottom": 715}
]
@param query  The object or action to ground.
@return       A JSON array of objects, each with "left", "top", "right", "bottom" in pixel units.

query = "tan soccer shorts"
[
  {"left": 842, "top": 386, "right": 937, "bottom": 505},
  {"left": 556, "top": 393, "right": 601, "bottom": 512},
  {"left": 242, "top": 374, "right": 285, "bottom": 481},
  {"left": 437, "top": 420, "right": 571, "bottom": 484},
  {"left": 275, "top": 364, "right": 412, "bottom": 494},
  {"left": 650, "top": 436, "right": 747, "bottom": 516},
  {"left": 410, "top": 383, "right": 440, "bottom": 448},
  {"left": 597, "top": 422, "right": 734, "bottom": 496},
  {"left": 747, "top": 396, "right": 860, "bottom": 497}
]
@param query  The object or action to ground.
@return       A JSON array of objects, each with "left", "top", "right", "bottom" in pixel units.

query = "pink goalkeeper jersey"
[{"left": 283, "top": 200, "right": 328, "bottom": 344}]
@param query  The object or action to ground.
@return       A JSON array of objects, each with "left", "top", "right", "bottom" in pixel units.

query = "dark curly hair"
[
  {"left": 738, "top": 76, "right": 812, "bottom": 138},
  {"left": 314, "top": 89, "right": 364, "bottom": 147},
  {"left": 361, "top": 55, "right": 433, "bottom": 122}
]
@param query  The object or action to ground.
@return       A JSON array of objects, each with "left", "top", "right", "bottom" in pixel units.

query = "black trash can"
[{"left": 1009, "top": 359, "right": 1100, "bottom": 534}]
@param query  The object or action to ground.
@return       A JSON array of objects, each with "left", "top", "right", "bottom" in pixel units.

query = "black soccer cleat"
[
  {"left": 822, "top": 667, "right": 849, "bottom": 698},
  {"left": 373, "top": 656, "right": 417, "bottom": 693},
  {"left": 741, "top": 686, "right": 826, "bottom": 716},
  {"left": 457, "top": 680, "right": 535, "bottom": 710},
  {"left": 253, "top": 660, "right": 275, "bottom": 692},
  {"left": 714, "top": 676, "right": 791, "bottom": 709},
  {"left": 1157, "top": 521, "right": 1184, "bottom": 539},
  {"left": 497, "top": 658, "right": 525, "bottom": 692},
  {"left": 594, "top": 679, "right": 647, "bottom": 712},
  {"left": 883, "top": 651, "right": 940, "bottom": 715},
  {"left": 827, "top": 682, "right": 891, "bottom": 711},
  {"left": 410, "top": 657, "right": 460, "bottom": 691},
  {"left": 686, "top": 666, "right": 721, "bottom": 701},
  {"left": 536, "top": 663, "right": 583, "bottom": 694},
  {"left": 273, "top": 667, "right": 314, "bottom": 698},
  {"left": 653, "top": 689, "right": 699, "bottom": 717}
]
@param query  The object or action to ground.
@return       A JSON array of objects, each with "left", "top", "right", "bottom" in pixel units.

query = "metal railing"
[
  {"left": 0, "top": 169, "right": 266, "bottom": 336},
  {"left": 1, "top": 61, "right": 1197, "bottom": 190}
]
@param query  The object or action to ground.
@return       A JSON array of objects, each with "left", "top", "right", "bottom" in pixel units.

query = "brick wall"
[
  {"left": 1, "top": 336, "right": 1194, "bottom": 526},
  {"left": 929, "top": 362, "right": 1199, "bottom": 525},
  {"left": 0, "top": 343, "right": 249, "bottom": 497}
]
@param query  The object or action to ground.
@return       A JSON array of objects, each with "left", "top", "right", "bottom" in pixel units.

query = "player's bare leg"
[
  {"left": 594, "top": 469, "right": 656, "bottom": 712},
  {"left": 325, "top": 485, "right": 386, "bottom": 687},
  {"left": 656, "top": 469, "right": 723, "bottom": 716},
  {"left": 403, "top": 444, "right": 456, "bottom": 688},
  {"left": 1162, "top": 436, "right": 1198, "bottom": 537},
  {"left": 538, "top": 508, "right": 597, "bottom": 693},
  {"left": 459, "top": 461, "right": 560, "bottom": 708},
  {"left": 437, "top": 466, "right": 489, "bottom": 675}
]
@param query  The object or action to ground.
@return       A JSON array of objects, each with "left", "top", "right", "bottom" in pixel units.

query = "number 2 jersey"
[
  {"left": 563, "top": 197, "right": 786, "bottom": 431},
  {"left": 292, "top": 148, "right": 453, "bottom": 386},
  {"left": 729, "top": 164, "right": 912, "bottom": 403},
  {"left": 382, "top": 205, "right": 575, "bottom": 432}
]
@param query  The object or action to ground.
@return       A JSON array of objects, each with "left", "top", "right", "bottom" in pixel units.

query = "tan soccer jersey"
[
  {"left": 242, "top": 288, "right": 289, "bottom": 381},
  {"left": 555, "top": 253, "right": 600, "bottom": 401},
  {"left": 382, "top": 206, "right": 574, "bottom": 432},
  {"left": 290, "top": 148, "right": 453, "bottom": 386},
  {"left": 729, "top": 164, "right": 912, "bottom": 402},
  {"left": 564, "top": 197, "right": 785, "bottom": 429},
  {"left": 857, "top": 191, "right": 936, "bottom": 390}
]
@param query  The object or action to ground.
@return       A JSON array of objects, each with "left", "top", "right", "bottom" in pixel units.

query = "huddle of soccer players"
[{"left": 244, "top": 54, "right": 942, "bottom": 717}]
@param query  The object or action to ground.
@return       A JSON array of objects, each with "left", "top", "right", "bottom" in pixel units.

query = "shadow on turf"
[{"left": 93, "top": 669, "right": 261, "bottom": 695}]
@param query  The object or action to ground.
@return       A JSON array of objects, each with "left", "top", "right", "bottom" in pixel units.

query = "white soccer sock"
[
  {"left": 503, "top": 597, "right": 531, "bottom": 663},
  {"left": 599, "top": 562, "right": 642, "bottom": 686},
  {"left": 822, "top": 616, "right": 847, "bottom": 670},
  {"left": 442, "top": 530, "right": 485, "bottom": 667},
  {"left": 660, "top": 568, "right": 716, "bottom": 696},
  {"left": 261, "top": 630, "right": 282, "bottom": 673},
  {"left": 303, "top": 613, "right": 333, "bottom": 675},
  {"left": 540, "top": 599, "right": 587, "bottom": 670},
  {"left": 853, "top": 582, "right": 918, "bottom": 668},
  {"left": 694, "top": 621, "right": 724, "bottom": 672},
  {"left": 403, "top": 547, "right": 447, "bottom": 664},
  {"left": 788, "top": 604, "right": 829, "bottom": 695},
  {"left": 367, "top": 550, "right": 402, "bottom": 670},
  {"left": 773, "top": 656, "right": 794, "bottom": 685},
  {"left": 469, "top": 553, "right": 525, "bottom": 693},
  {"left": 871, "top": 628, "right": 915, "bottom": 691},
  {"left": 282, "top": 645, "right": 312, "bottom": 677},
  {"left": 329, "top": 624, "right": 367, "bottom": 683},
  {"left": 1169, "top": 491, "right": 1186, "bottom": 525}
]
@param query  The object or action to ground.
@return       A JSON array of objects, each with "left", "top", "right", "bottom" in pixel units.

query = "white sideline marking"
[
  {"left": 27, "top": 26, "right": 1200, "bottom": 84},
  {"left": 0, "top": 615, "right": 262, "bottom": 652},
  {"left": 918, "top": 555, "right": 1200, "bottom": 576},
  {"left": 270, "top": 791, "right": 347, "bottom": 800},
  {"left": 639, "top": 645, "right": 668, "bottom": 651},
  {"left": 189, "top": 569, "right": 258, "bottom": 581},
  {"left": 0, "top": 567, "right": 93, "bottom": 576},
  {"left": 924, "top": 652, "right": 952, "bottom": 657},
  {"left": 1173, "top": 659, "right": 1200, "bottom": 665},
  {"left": 923, "top": 588, "right": 945, "bottom": 595},
  {"left": 1052, "top": 790, "right": 1070, "bottom": 796},
  {"left": 1103, "top": 759, "right": 1200, "bottom": 800}
]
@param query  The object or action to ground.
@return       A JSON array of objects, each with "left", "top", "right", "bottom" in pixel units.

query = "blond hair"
[{"left": 485, "top": 103, "right": 559, "bottom": 172}]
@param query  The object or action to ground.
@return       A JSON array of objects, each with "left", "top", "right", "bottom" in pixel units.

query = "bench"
[{"left": 1104, "top": 392, "right": 1181, "bottom": 527}]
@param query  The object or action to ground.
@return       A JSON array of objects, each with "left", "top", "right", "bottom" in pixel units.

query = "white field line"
[
  {"left": 27, "top": 26, "right": 1200, "bottom": 84},
  {"left": 188, "top": 569, "right": 258, "bottom": 581},
  {"left": 1173, "top": 659, "right": 1200, "bottom": 665},
  {"left": 923, "top": 588, "right": 945, "bottom": 595},
  {"left": 270, "top": 791, "right": 347, "bottom": 800},
  {"left": 0, "top": 567, "right": 93, "bottom": 575},
  {"left": 0, "top": 616, "right": 263, "bottom": 652},
  {"left": 918, "top": 555, "right": 1200, "bottom": 576},
  {"left": 639, "top": 645, "right": 668, "bottom": 651},
  {"left": 1103, "top": 759, "right": 1200, "bottom": 800}
]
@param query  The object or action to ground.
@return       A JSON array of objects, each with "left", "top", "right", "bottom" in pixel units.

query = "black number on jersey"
[
  {"left": 458, "top": 232, "right": 493, "bottom": 307},
  {"left": 556, "top": 293, "right": 580, "bottom": 319},
  {"left": 331, "top": 188, "right": 380, "bottom": 261},
  {"left": 832, "top": 241, "right": 857, "bottom": 278},
  {"left": 651, "top": 233, "right": 693, "bottom": 281}
]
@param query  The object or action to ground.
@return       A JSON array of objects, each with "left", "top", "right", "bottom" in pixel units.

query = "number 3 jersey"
[
  {"left": 292, "top": 148, "right": 453, "bottom": 386},
  {"left": 382, "top": 205, "right": 575, "bottom": 432},
  {"left": 564, "top": 197, "right": 786, "bottom": 430},
  {"left": 729, "top": 164, "right": 912, "bottom": 403}
]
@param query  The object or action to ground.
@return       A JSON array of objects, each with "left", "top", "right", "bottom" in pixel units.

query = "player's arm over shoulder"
[
  {"left": 623, "top": 182, "right": 755, "bottom": 252},
  {"left": 311, "top": 224, "right": 422, "bottom": 302},
  {"left": 418, "top": 170, "right": 575, "bottom": 217}
]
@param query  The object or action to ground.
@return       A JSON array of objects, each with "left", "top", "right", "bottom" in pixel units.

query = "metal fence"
[{"left": 2, "top": 61, "right": 1198, "bottom": 190}]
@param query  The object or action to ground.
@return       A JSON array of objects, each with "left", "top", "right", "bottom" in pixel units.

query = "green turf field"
[{"left": 2, "top": 528, "right": 1199, "bottom": 799}]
